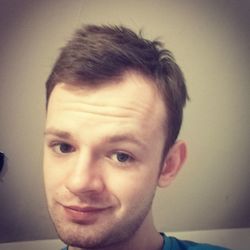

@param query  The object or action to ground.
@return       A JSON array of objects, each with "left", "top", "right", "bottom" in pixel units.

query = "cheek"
[
  {"left": 106, "top": 167, "right": 158, "bottom": 207},
  {"left": 43, "top": 152, "right": 65, "bottom": 198}
]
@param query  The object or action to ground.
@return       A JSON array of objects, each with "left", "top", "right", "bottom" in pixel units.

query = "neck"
[{"left": 69, "top": 212, "right": 163, "bottom": 250}]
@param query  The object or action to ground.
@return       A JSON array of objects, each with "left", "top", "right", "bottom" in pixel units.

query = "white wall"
[{"left": 0, "top": 0, "right": 249, "bottom": 243}]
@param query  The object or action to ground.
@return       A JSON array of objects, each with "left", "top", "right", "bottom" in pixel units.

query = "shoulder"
[{"left": 161, "top": 233, "right": 231, "bottom": 250}]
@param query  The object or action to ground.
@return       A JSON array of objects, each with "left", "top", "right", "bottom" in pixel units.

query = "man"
[{"left": 43, "top": 24, "right": 229, "bottom": 250}]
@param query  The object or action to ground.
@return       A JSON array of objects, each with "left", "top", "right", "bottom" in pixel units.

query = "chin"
[
  {"left": 57, "top": 226, "right": 120, "bottom": 249},
  {"left": 52, "top": 217, "right": 117, "bottom": 248}
]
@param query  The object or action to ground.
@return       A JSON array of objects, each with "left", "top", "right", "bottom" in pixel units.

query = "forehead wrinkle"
[
  {"left": 48, "top": 74, "right": 167, "bottom": 133},
  {"left": 62, "top": 107, "right": 136, "bottom": 119},
  {"left": 51, "top": 78, "right": 160, "bottom": 115},
  {"left": 54, "top": 98, "right": 151, "bottom": 119}
]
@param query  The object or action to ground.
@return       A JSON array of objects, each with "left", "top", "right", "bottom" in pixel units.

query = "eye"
[
  {"left": 111, "top": 152, "right": 133, "bottom": 164},
  {"left": 50, "top": 142, "right": 75, "bottom": 154}
]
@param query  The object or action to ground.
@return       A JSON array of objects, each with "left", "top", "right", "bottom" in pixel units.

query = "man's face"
[{"left": 43, "top": 72, "right": 167, "bottom": 248}]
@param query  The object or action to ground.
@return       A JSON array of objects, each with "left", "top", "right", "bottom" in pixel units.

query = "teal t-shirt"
[
  {"left": 162, "top": 233, "right": 231, "bottom": 250},
  {"left": 61, "top": 233, "right": 231, "bottom": 250}
]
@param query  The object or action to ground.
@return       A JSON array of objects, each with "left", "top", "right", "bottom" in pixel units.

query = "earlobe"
[{"left": 158, "top": 140, "right": 187, "bottom": 188}]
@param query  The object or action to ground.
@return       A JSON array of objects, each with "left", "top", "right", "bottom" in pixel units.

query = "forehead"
[{"left": 47, "top": 71, "right": 167, "bottom": 136}]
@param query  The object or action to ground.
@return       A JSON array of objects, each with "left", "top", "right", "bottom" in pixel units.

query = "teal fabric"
[
  {"left": 162, "top": 234, "right": 231, "bottom": 250},
  {"left": 61, "top": 233, "right": 231, "bottom": 250}
]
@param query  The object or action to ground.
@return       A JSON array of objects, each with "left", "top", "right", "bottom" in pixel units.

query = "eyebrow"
[
  {"left": 44, "top": 128, "right": 73, "bottom": 140},
  {"left": 44, "top": 128, "right": 147, "bottom": 149},
  {"left": 101, "top": 134, "right": 147, "bottom": 150}
]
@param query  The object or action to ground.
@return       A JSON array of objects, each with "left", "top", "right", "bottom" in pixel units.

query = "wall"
[{"left": 0, "top": 0, "right": 249, "bottom": 243}]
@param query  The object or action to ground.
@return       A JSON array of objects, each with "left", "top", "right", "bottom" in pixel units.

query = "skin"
[{"left": 43, "top": 71, "right": 187, "bottom": 250}]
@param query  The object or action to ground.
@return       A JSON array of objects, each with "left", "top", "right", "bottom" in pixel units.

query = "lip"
[{"left": 62, "top": 205, "right": 110, "bottom": 223}]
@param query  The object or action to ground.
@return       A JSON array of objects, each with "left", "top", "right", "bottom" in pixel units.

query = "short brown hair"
[{"left": 46, "top": 24, "right": 189, "bottom": 151}]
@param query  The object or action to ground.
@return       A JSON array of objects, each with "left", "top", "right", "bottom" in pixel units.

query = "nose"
[{"left": 65, "top": 151, "right": 105, "bottom": 195}]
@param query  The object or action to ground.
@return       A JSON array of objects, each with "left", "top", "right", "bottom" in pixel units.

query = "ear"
[{"left": 158, "top": 140, "right": 187, "bottom": 188}]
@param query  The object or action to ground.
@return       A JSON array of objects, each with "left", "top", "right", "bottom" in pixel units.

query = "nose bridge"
[{"left": 65, "top": 149, "right": 104, "bottom": 194}]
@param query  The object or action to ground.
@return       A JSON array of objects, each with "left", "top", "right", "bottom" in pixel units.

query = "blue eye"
[
  {"left": 110, "top": 152, "right": 133, "bottom": 165},
  {"left": 59, "top": 143, "right": 74, "bottom": 153},
  {"left": 50, "top": 142, "right": 75, "bottom": 154},
  {"left": 116, "top": 152, "right": 130, "bottom": 162}
]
